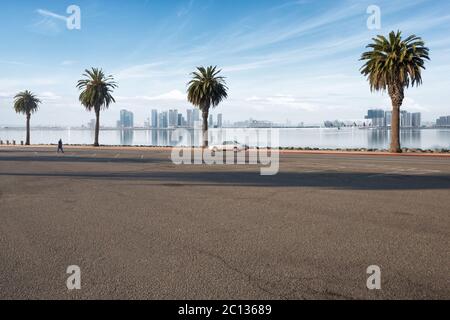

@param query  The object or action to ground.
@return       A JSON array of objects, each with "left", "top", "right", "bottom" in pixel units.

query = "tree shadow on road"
[{"left": 0, "top": 170, "right": 449, "bottom": 190}]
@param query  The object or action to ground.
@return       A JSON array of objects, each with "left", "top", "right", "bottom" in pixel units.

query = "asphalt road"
[{"left": 0, "top": 146, "right": 449, "bottom": 299}]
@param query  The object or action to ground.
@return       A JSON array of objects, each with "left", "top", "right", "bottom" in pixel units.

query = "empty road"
[{"left": 0, "top": 146, "right": 449, "bottom": 299}]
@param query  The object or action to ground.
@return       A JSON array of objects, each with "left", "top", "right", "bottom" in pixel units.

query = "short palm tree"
[
  {"left": 187, "top": 66, "right": 228, "bottom": 148},
  {"left": 360, "top": 30, "right": 430, "bottom": 153},
  {"left": 77, "top": 68, "right": 117, "bottom": 147},
  {"left": 13, "top": 90, "right": 41, "bottom": 145}
]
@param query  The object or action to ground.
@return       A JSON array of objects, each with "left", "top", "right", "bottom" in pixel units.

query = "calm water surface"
[{"left": 0, "top": 128, "right": 449, "bottom": 150}]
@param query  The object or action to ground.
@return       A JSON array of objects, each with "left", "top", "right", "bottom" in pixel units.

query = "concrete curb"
[{"left": 1, "top": 145, "right": 450, "bottom": 158}]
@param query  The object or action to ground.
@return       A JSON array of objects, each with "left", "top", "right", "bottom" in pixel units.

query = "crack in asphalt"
[
  {"left": 189, "top": 246, "right": 355, "bottom": 300},
  {"left": 190, "top": 247, "right": 288, "bottom": 299}
]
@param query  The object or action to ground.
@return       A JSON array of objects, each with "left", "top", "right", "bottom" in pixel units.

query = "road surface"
[{"left": 0, "top": 146, "right": 449, "bottom": 299}]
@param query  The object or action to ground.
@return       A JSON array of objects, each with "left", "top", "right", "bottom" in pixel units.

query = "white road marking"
[{"left": 114, "top": 154, "right": 120, "bottom": 158}]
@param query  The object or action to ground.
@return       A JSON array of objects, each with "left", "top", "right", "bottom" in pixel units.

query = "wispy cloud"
[
  {"left": 115, "top": 62, "right": 178, "bottom": 80},
  {"left": 177, "top": 0, "right": 195, "bottom": 17},
  {"left": 61, "top": 60, "right": 77, "bottom": 66},
  {"left": 36, "top": 9, "right": 67, "bottom": 21},
  {"left": 40, "top": 91, "right": 62, "bottom": 101},
  {"left": 0, "top": 60, "right": 30, "bottom": 66},
  {"left": 31, "top": 8, "right": 69, "bottom": 35},
  {"left": 117, "top": 90, "right": 186, "bottom": 102}
]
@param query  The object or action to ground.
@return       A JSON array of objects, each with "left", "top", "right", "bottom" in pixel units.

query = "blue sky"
[{"left": 1, "top": 0, "right": 449, "bottom": 126}]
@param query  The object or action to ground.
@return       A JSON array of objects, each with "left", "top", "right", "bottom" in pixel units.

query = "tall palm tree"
[
  {"left": 360, "top": 30, "right": 430, "bottom": 153},
  {"left": 77, "top": 68, "right": 117, "bottom": 147},
  {"left": 13, "top": 90, "right": 41, "bottom": 146},
  {"left": 187, "top": 66, "right": 228, "bottom": 148}
]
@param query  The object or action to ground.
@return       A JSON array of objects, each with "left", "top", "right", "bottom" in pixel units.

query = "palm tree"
[
  {"left": 77, "top": 68, "right": 117, "bottom": 147},
  {"left": 360, "top": 30, "right": 430, "bottom": 153},
  {"left": 187, "top": 66, "right": 228, "bottom": 148},
  {"left": 13, "top": 90, "right": 41, "bottom": 145}
]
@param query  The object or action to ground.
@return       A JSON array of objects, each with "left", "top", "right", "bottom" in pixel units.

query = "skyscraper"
[
  {"left": 159, "top": 112, "right": 168, "bottom": 128},
  {"left": 186, "top": 109, "right": 193, "bottom": 128},
  {"left": 436, "top": 116, "right": 450, "bottom": 127},
  {"left": 177, "top": 114, "right": 184, "bottom": 127},
  {"left": 365, "top": 109, "right": 385, "bottom": 127},
  {"left": 385, "top": 111, "right": 392, "bottom": 128},
  {"left": 217, "top": 114, "right": 223, "bottom": 128},
  {"left": 411, "top": 113, "right": 421, "bottom": 128},
  {"left": 119, "top": 110, "right": 134, "bottom": 128},
  {"left": 151, "top": 109, "right": 158, "bottom": 128},
  {"left": 209, "top": 114, "right": 214, "bottom": 128},
  {"left": 193, "top": 109, "right": 200, "bottom": 124},
  {"left": 365, "top": 109, "right": 385, "bottom": 119},
  {"left": 169, "top": 109, "right": 178, "bottom": 127},
  {"left": 401, "top": 111, "right": 413, "bottom": 127}
]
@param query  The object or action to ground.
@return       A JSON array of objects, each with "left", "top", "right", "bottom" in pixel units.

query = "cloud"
[
  {"left": 245, "top": 94, "right": 319, "bottom": 112},
  {"left": 40, "top": 92, "right": 62, "bottom": 101},
  {"left": 116, "top": 62, "right": 173, "bottom": 80},
  {"left": 0, "top": 60, "right": 30, "bottom": 66},
  {"left": 0, "top": 92, "right": 14, "bottom": 99},
  {"left": 36, "top": 9, "right": 67, "bottom": 21},
  {"left": 31, "top": 9, "right": 68, "bottom": 35},
  {"left": 383, "top": 97, "right": 430, "bottom": 112},
  {"left": 117, "top": 90, "right": 186, "bottom": 102},
  {"left": 177, "top": 0, "right": 194, "bottom": 17},
  {"left": 61, "top": 60, "right": 77, "bottom": 66}
]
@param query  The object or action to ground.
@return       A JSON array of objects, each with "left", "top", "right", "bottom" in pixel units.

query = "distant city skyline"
[
  {"left": 110, "top": 108, "right": 224, "bottom": 129},
  {"left": 1, "top": 1, "right": 450, "bottom": 126}
]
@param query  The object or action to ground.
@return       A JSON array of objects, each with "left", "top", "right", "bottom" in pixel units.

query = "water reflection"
[
  {"left": 1, "top": 128, "right": 448, "bottom": 149},
  {"left": 367, "top": 129, "right": 388, "bottom": 149},
  {"left": 366, "top": 129, "right": 424, "bottom": 149},
  {"left": 436, "top": 129, "right": 450, "bottom": 149},
  {"left": 119, "top": 130, "right": 134, "bottom": 146},
  {"left": 400, "top": 129, "right": 421, "bottom": 148}
]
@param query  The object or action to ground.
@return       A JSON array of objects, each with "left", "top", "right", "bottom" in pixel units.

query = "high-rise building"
[
  {"left": 177, "top": 114, "right": 184, "bottom": 127},
  {"left": 119, "top": 110, "right": 134, "bottom": 128},
  {"left": 436, "top": 115, "right": 450, "bottom": 127},
  {"left": 169, "top": 109, "right": 178, "bottom": 127},
  {"left": 159, "top": 112, "right": 168, "bottom": 128},
  {"left": 209, "top": 114, "right": 214, "bottom": 128},
  {"left": 365, "top": 109, "right": 385, "bottom": 127},
  {"left": 385, "top": 111, "right": 392, "bottom": 127},
  {"left": 193, "top": 109, "right": 200, "bottom": 127},
  {"left": 365, "top": 109, "right": 385, "bottom": 119},
  {"left": 400, "top": 111, "right": 421, "bottom": 128},
  {"left": 151, "top": 109, "right": 158, "bottom": 128},
  {"left": 364, "top": 109, "right": 421, "bottom": 128},
  {"left": 186, "top": 109, "right": 193, "bottom": 128},
  {"left": 217, "top": 114, "right": 223, "bottom": 128},
  {"left": 411, "top": 113, "right": 421, "bottom": 128}
]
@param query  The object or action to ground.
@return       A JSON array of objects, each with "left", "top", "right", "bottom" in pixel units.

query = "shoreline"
[{"left": 1, "top": 144, "right": 450, "bottom": 157}]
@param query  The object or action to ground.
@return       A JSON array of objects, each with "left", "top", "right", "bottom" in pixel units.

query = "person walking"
[{"left": 57, "top": 139, "right": 64, "bottom": 153}]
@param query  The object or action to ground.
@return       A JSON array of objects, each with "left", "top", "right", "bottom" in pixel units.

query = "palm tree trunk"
[
  {"left": 390, "top": 104, "right": 401, "bottom": 153},
  {"left": 202, "top": 110, "right": 209, "bottom": 148},
  {"left": 94, "top": 109, "right": 100, "bottom": 147},
  {"left": 26, "top": 113, "right": 31, "bottom": 145},
  {"left": 388, "top": 85, "right": 404, "bottom": 153}
]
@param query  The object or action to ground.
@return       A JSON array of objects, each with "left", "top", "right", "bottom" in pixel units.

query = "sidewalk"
[{"left": 1, "top": 144, "right": 450, "bottom": 158}]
